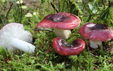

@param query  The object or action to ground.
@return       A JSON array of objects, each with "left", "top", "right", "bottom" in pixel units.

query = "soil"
[{"left": 23, "top": 0, "right": 41, "bottom": 9}]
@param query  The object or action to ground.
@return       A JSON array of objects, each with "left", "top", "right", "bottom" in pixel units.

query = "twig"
[
  {"left": 50, "top": 2, "right": 59, "bottom": 13},
  {"left": 109, "top": 0, "right": 113, "bottom": 7},
  {"left": 0, "top": 3, "right": 13, "bottom": 25},
  {"left": 0, "top": 4, "right": 6, "bottom": 25},
  {"left": 109, "top": 0, "right": 110, "bottom": 7},
  {"left": 0, "top": 4, "right": 5, "bottom": 10},
  {"left": 4, "top": 3, "right": 13, "bottom": 25},
  {"left": 6, "top": 3, "right": 13, "bottom": 19},
  {"left": 34, "top": 28, "right": 52, "bottom": 32},
  {"left": 102, "top": 0, "right": 105, "bottom": 8}
]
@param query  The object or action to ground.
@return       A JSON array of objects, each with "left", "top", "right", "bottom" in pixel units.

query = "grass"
[{"left": 0, "top": 0, "right": 113, "bottom": 71}]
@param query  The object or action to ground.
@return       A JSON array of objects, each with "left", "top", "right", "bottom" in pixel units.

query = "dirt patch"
[{"left": 23, "top": 0, "right": 41, "bottom": 9}]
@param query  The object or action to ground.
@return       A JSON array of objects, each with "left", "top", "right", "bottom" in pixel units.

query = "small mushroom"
[
  {"left": 36, "top": 12, "right": 81, "bottom": 39},
  {"left": 0, "top": 23, "right": 35, "bottom": 53},
  {"left": 52, "top": 37, "right": 85, "bottom": 55},
  {"left": 79, "top": 23, "right": 113, "bottom": 49}
]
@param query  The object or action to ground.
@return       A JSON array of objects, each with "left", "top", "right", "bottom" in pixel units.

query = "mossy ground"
[{"left": 0, "top": 0, "right": 113, "bottom": 71}]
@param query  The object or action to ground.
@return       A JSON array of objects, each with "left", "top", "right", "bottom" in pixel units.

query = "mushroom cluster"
[
  {"left": 36, "top": 12, "right": 86, "bottom": 56},
  {"left": 36, "top": 12, "right": 113, "bottom": 55},
  {"left": 0, "top": 23, "right": 35, "bottom": 53}
]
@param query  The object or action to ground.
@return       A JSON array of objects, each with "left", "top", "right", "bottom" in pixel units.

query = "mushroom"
[
  {"left": 52, "top": 37, "right": 85, "bottom": 55},
  {"left": 0, "top": 23, "right": 35, "bottom": 53},
  {"left": 79, "top": 23, "right": 113, "bottom": 49},
  {"left": 36, "top": 12, "right": 81, "bottom": 39}
]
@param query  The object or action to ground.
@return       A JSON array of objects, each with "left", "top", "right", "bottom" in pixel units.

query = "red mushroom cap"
[
  {"left": 52, "top": 37, "right": 85, "bottom": 56},
  {"left": 36, "top": 12, "right": 81, "bottom": 30},
  {"left": 79, "top": 23, "right": 113, "bottom": 41}
]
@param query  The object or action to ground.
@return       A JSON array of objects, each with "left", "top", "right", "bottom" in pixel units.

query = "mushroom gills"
[
  {"left": 89, "top": 40, "right": 102, "bottom": 49},
  {"left": 52, "top": 37, "right": 85, "bottom": 55},
  {"left": 59, "top": 38, "right": 73, "bottom": 47},
  {"left": 54, "top": 28, "right": 71, "bottom": 39},
  {"left": 11, "top": 38, "right": 35, "bottom": 53}
]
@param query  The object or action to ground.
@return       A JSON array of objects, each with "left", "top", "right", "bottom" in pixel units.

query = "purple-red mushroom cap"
[
  {"left": 79, "top": 23, "right": 113, "bottom": 41},
  {"left": 36, "top": 12, "right": 81, "bottom": 30},
  {"left": 36, "top": 12, "right": 81, "bottom": 39},
  {"left": 52, "top": 37, "right": 85, "bottom": 56},
  {"left": 79, "top": 23, "right": 113, "bottom": 49}
]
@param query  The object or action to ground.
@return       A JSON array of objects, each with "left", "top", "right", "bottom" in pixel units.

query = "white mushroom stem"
[
  {"left": 89, "top": 40, "right": 102, "bottom": 49},
  {"left": 11, "top": 38, "right": 35, "bottom": 53},
  {"left": 54, "top": 28, "right": 71, "bottom": 39}
]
